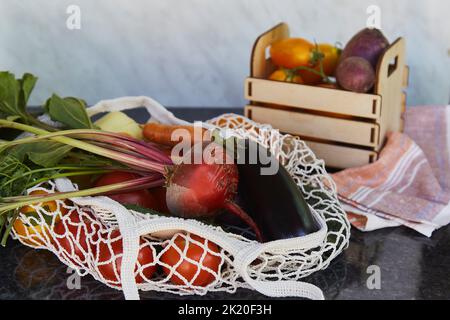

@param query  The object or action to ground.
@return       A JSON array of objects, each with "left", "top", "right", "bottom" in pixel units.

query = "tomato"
[
  {"left": 269, "top": 69, "right": 304, "bottom": 84},
  {"left": 13, "top": 190, "right": 69, "bottom": 248},
  {"left": 53, "top": 209, "right": 101, "bottom": 264},
  {"left": 298, "top": 43, "right": 341, "bottom": 85},
  {"left": 95, "top": 172, "right": 159, "bottom": 209},
  {"left": 96, "top": 230, "right": 156, "bottom": 285},
  {"left": 270, "top": 38, "right": 315, "bottom": 69},
  {"left": 160, "top": 234, "right": 222, "bottom": 286}
]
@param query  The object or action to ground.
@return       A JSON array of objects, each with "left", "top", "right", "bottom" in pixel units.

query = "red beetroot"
[
  {"left": 166, "top": 143, "right": 262, "bottom": 241},
  {"left": 336, "top": 57, "right": 375, "bottom": 93},
  {"left": 340, "top": 28, "right": 389, "bottom": 68}
]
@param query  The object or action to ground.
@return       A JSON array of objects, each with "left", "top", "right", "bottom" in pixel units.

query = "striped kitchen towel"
[{"left": 331, "top": 105, "right": 450, "bottom": 237}]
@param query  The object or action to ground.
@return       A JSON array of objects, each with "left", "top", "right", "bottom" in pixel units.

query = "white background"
[{"left": 1, "top": 0, "right": 449, "bottom": 107}]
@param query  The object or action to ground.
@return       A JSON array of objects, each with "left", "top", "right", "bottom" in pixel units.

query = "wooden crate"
[{"left": 244, "top": 23, "right": 409, "bottom": 169}]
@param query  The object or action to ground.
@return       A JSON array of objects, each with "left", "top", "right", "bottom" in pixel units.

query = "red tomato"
[
  {"left": 160, "top": 234, "right": 222, "bottom": 286},
  {"left": 53, "top": 210, "right": 100, "bottom": 264},
  {"left": 95, "top": 172, "right": 159, "bottom": 209},
  {"left": 96, "top": 230, "right": 156, "bottom": 285}
]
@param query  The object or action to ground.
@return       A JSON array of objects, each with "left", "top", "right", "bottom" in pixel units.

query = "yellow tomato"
[
  {"left": 270, "top": 38, "right": 315, "bottom": 69},
  {"left": 299, "top": 43, "right": 341, "bottom": 85},
  {"left": 269, "top": 69, "right": 304, "bottom": 84},
  {"left": 13, "top": 190, "right": 69, "bottom": 247}
]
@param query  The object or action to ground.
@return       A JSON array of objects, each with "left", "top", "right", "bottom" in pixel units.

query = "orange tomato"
[
  {"left": 269, "top": 69, "right": 304, "bottom": 84},
  {"left": 13, "top": 190, "right": 69, "bottom": 248},
  {"left": 270, "top": 38, "right": 315, "bottom": 69},
  {"left": 299, "top": 43, "right": 341, "bottom": 85}
]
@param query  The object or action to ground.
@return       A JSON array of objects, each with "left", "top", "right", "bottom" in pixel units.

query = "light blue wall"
[{"left": 0, "top": 0, "right": 449, "bottom": 107}]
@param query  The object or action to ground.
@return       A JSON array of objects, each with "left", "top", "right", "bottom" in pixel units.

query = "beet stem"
[{"left": 223, "top": 201, "right": 263, "bottom": 242}]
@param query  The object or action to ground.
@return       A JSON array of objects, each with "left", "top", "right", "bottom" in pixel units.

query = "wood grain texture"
[{"left": 245, "top": 105, "right": 379, "bottom": 147}]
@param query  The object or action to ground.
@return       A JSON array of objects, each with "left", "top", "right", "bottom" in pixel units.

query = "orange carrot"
[{"left": 143, "top": 123, "right": 207, "bottom": 147}]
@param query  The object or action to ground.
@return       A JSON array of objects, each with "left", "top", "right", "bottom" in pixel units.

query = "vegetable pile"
[
  {"left": 0, "top": 70, "right": 324, "bottom": 289},
  {"left": 0, "top": 70, "right": 267, "bottom": 288},
  {"left": 268, "top": 27, "right": 390, "bottom": 93},
  {"left": 0, "top": 71, "right": 264, "bottom": 249}
]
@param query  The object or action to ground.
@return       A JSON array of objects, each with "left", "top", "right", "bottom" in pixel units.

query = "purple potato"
[
  {"left": 336, "top": 57, "right": 375, "bottom": 93},
  {"left": 340, "top": 28, "right": 389, "bottom": 68}
]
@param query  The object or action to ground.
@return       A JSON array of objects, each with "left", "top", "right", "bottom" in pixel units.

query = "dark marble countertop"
[{"left": 1, "top": 107, "right": 449, "bottom": 300}]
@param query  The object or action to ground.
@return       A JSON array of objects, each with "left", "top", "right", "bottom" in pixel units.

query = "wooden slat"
[
  {"left": 246, "top": 78, "right": 382, "bottom": 119},
  {"left": 245, "top": 105, "right": 379, "bottom": 147},
  {"left": 304, "top": 140, "right": 378, "bottom": 169}
]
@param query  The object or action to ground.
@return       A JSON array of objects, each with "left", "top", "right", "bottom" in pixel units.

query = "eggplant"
[{"left": 235, "top": 139, "right": 320, "bottom": 242}]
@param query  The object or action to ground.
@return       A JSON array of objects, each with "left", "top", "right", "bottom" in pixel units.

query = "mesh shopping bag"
[{"left": 11, "top": 96, "right": 350, "bottom": 300}]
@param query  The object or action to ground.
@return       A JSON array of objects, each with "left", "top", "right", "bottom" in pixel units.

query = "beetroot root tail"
[{"left": 223, "top": 201, "right": 263, "bottom": 242}]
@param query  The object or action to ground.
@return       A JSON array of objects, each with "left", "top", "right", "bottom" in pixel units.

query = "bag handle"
[{"left": 86, "top": 96, "right": 190, "bottom": 125}]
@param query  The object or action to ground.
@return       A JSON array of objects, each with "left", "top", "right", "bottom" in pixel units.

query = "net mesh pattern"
[{"left": 11, "top": 113, "right": 350, "bottom": 297}]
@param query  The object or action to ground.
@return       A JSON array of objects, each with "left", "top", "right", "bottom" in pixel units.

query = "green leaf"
[
  {"left": 46, "top": 94, "right": 93, "bottom": 129},
  {"left": 10, "top": 141, "right": 73, "bottom": 167},
  {"left": 18, "top": 73, "right": 38, "bottom": 112},
  {"left": 0, "top": 72, "right": 21, "bottom": 118}
]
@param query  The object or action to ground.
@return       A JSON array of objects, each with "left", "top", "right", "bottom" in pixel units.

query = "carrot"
[{"left": 143, "top": 123, "right": 207, "bottom": 147}]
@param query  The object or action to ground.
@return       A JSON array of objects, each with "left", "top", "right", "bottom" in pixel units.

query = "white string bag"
[{"left": 11, "top": 96, "right": 350, "bottom": 300}]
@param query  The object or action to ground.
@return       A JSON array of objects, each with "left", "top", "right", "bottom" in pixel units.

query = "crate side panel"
[
  {"left": 246, "top": 78, "right": 381, "bottom": 119},
  {"left": 246, "top": 105, "right": 379, "bottom": 147}
]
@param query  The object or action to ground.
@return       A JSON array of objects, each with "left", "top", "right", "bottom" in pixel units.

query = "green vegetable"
[
  {"left": 0, "top": 71, "right": 164, "bottom": 245},
  {"left": 45, "top": 94, "right": 94, "bottom": 129},
  {"left": 0, "top": 72, "right": 26, "bottom": 119},
  {"left": 0, "top": 71, "right": 94, "bottom": 131},
  {"left": 10, "top": 141, "right": 73, "bottom": 168},
  {"left": 0, "top": 71, "right": 175, "bottom": 246},
  {"left": 0, "top": 72, "right": 53, "bottom": 130},
  {"left": 18, "top": 73, "right": 38, "bottom": 112},
  {"left": 0, "top": 154, "right": 56, "bottom": 198}
]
